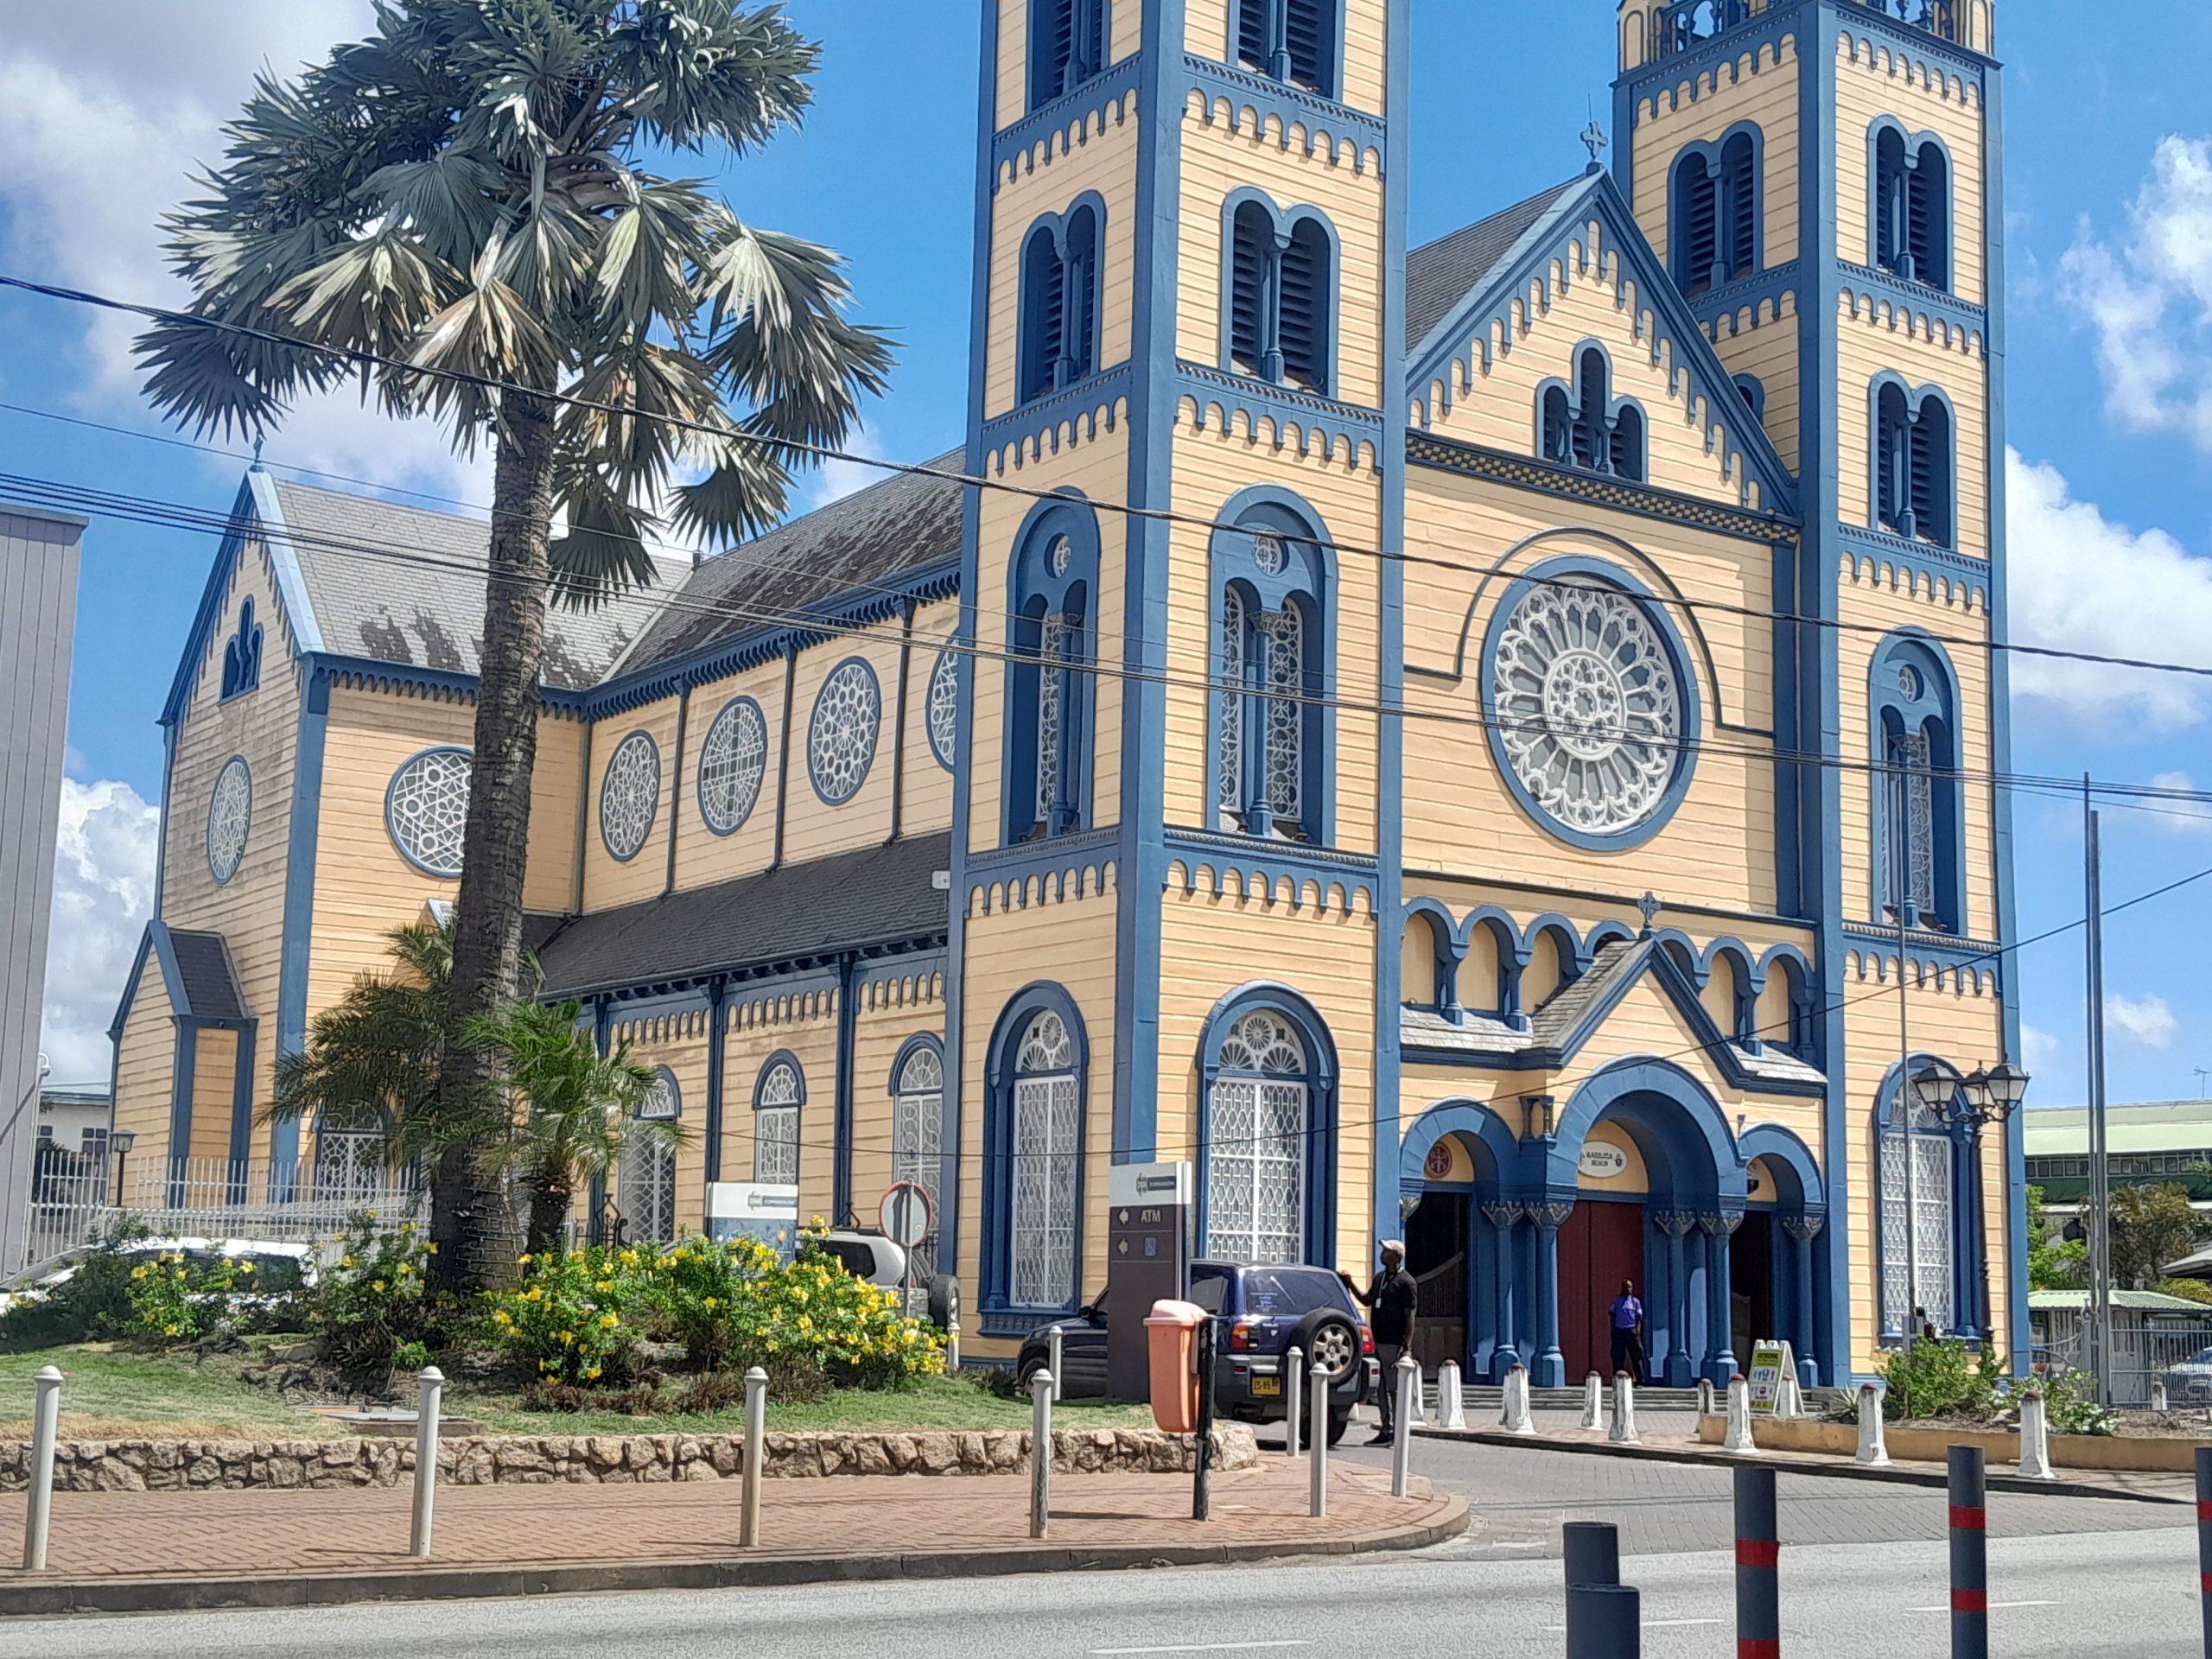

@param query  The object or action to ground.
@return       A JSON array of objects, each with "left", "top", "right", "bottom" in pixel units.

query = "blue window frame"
[
  {"left": 1869, "top": 632, "right": 1964, "bottom": 934},
  {"left": 1873, "top": 1058, "right": 1974, "bottom": 1341},
  {"left": 1018, "top": 198, "right": 1103, "bottom": 404},
  {"left": 1537, "top": 343, "right": 1648, "bottom": 483},
  {"left": 1669, "top": 124, "right": 1761, "bottom": 297},
  {"left": 219, "top": 598, "right": 262, "bottom": 701},
  {"left": 1195, "top": 986, "right": 1337, "bottom": 1267},
  {"left": 1732, "top": 373, "right": 1766, "bottom": 424},
  {"left": 1232, "top": 0, "right": 1338, "bottom": 99},
  {"left": 981, "top": 985, "right": 1090, "bottom": 1325},
  {"left": 1872, "top": 119, "right": 1953, "bottom": 292},
  {"left": 1208, "top": 488, "right": 1333, "bottom": 845},
  {"left": 1872, "top": 373, "right": 1955, "bottom": 547},
  {"left": 1003, "top": 495, "right": 1099, "bottom": 843},
  {"left": 1224, "top": 191, "right": 1336, "bottom": 397},
  {"left": 1028, "top": 0, "right": 1108, "bottom": 109}
]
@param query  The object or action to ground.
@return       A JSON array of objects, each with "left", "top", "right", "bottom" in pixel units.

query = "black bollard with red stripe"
[
  {"left": 1948, "top": 1445, "right": 1987, "bottom": 1659},
  {"left": 1734, "top": 1464, "right": 1780, "bottom": 1658},
  {"left": 2196, "top": 1446, "right": 2212, "bottom": 1657}
]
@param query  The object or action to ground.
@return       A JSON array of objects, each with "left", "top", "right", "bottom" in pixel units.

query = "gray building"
[{"left": 0, "top": 503, "right": 85, "bottom": 1272}]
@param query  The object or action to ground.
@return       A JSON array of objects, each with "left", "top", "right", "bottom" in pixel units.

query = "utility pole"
[
  {"left": 1890, "top": 761, "right": 1921, "bottom": 1352},
  {"left": 2084, "top": 780, "right": 2113, "bottom": 1408}
]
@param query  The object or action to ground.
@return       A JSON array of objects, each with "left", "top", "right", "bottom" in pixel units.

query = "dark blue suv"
[{"left": 1017, "top": 1261, "right": 1370, "bottom": 1446}]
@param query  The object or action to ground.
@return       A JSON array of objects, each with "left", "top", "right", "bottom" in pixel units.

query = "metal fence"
[{"left": 2032, "top": 1309, "right": 2212, "bottom": 1408}]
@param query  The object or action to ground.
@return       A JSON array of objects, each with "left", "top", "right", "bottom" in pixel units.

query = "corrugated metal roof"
[
  {"left": 265, "top": 478, "right": 686, "bottom": 691},
  {"left": 2028, "top": 1289, "right": 2212, "bottom": 1313},
  {"left": 2022, "top": 1103, "right": 2212, "bottom": 1157},
  {"left": 1405, "top": 178, "right": 1584, "bottom": 351}
]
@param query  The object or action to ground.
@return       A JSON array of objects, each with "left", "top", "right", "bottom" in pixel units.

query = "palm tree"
[
  {"left": 139, "top": 1, "right": 893, "bottom": 1291},
  {"left": 464, "top": 998, "right": 678, "bottom": 1255}
]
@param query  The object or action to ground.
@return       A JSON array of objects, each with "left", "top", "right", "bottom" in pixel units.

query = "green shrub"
[
  {"left": 484, "top": 1246, "right": 648, "bottom": 1388},
  {"left": 303, "top": 1216, "right": 441, "bottom": 1377},
  {"left": 1877, "top": 1335, "right": 1999, "bottom": 1421},
  {"left": 2039, "top": 1368, "right": 2120, "bottom": 1436},
  {"left": 2155, "top": 1278, "right": 2212, "bottom": 1307},
  {"left": 124, "top": 1249, "right": 253, "bottom": 1347},
  {"left": 0, "top": 1224, "right": 149, "bottom": 1351}
]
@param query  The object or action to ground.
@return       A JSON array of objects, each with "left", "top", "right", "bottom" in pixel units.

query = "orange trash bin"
[{"left": 1144, "top": 1299, "right": 1206, "bottom": 1433}]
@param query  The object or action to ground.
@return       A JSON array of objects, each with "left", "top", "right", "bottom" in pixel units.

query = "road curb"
[
  {"left": 0, "top": 1497, "right": 1469, "bottom": 1617},
  {"left": 1411, "top": 1426, "right": 2190, "bottom": 1505}
]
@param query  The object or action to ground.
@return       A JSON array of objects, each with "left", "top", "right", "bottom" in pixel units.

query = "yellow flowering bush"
[
  {"left": 304, "top": 1215, "right": 441, "bottom": 1376},
  {"left": 483, "top": 1246, "right": 645, "bottom": 1388},
  {"left": 124, "top": 1250, "right": 249, "bottom": 1347}
]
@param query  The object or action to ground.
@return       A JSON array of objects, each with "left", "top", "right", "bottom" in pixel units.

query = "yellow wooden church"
[{"left": 111, "top": 0, "right": 2020, "bottom": 1386}]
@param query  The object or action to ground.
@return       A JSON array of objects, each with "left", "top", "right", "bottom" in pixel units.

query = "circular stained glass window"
[
  {"left": 1897, "top": 664, "right": 1923, "bottom": 700},
  {"left": 927, "top": 648, "right": 961, "bottom": 772},
  {"left": 206, "top": 755, "right": 251, "bottom": 885},
  {"left": 1252, "top": 531, "right": 1287, "bottom": 575},
  {"left": 1490, "top": 577, "right": 1685, "bottom": 840},
  {"left": 696, "top": 697, "right": 768, "bottom": 835},
  {"left": 385, "top": 747, "right": 473, "bottom": 877},
  {"left": 809, "top": 658, "right": 880, "bottom": 804},
  {"left": 1047, "top": 536, "right": 1073, "bottom": 578},
  {"left": 600, "top": 730, "right": 662, "bottom": 861}
]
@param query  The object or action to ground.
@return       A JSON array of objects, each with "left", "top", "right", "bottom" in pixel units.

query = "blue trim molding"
[{"left": 978, "top": 982, "right": 1092, "bottom": 1333}]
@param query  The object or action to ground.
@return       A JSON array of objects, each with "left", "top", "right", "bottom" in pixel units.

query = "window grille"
[
  {"left": 1204, "top": 1010, "right": 1308, "bottom": 1263},
  {"left": 1879, "top": 1100, "right": 1955, "bottom": 1334},
  {"left": 1009, "top": 1014, "right": 1078, "bottom": 1308},
  {"left": 755, "top": 1061, "right": 801, "bottom": 1185},
  {"left": 893, "top": 1046, "right": 945, "bottom": 1279}
]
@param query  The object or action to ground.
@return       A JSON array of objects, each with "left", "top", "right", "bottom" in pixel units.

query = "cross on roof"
[{"left": 1580, "top": 120, "right": 1610, "bottom": 171}]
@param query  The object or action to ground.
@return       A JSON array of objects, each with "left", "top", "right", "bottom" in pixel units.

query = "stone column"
[
  {"left": 1655, "top": 1210, "right": 1698, "bottom": 1388},
  {"left": 1782, "top": 1211, "right": 1825, "bottom": 1387},
  {"left": 1481, "top": 1200, "right": 1523, "bottom": 1381},
  {"left": 1531, "top": 1199, "right": 1574, "bottom": 1388},
  {"left": 1700, "top": 1210, "right": 1745, "bottom": 1383}
]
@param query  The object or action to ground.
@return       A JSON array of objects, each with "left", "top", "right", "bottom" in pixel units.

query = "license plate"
[{"left": 1252, "top": 1376, "right": 1281, "bottom": 1396}]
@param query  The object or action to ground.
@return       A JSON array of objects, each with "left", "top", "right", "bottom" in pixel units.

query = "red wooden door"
[{"left": 1557, "top": 1201, "right": 1647, "bottom": 1381}]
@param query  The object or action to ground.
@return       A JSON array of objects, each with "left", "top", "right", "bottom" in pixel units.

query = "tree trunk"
[
  {"left": 525, "top": 1167, "right": 575, "bottom": 1260},
  {"left": 429, "top": 390, "right": 561, "bottom": 1294}
]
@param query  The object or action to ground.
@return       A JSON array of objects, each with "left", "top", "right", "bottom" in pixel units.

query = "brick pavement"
[{"left": 0, "top": 1459, "right": 1455, "bottom": 1587}]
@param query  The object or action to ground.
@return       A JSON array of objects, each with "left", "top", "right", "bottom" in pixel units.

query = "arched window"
[
  {"left": 1877, "top": 1069, "right": 1962, "bottom": 1338},
  {"left": 1007, "top": 1009, "right": 1081, "bottom": 1309},
  {"left": 1232, "top": 0, "right": 1337, "bottom": 99},
  {"left": 1227, "top": 196, "right": 1334, "bottom": 397},
  {"left": 1871, "top": 634, "right": 1962, "bottom": 933},
  {"left": 311, "top": 1107, "right": 388, "bottom": 1204},
  {"left": 1212, "top": 498, "right": 1330, "bottom": 842},
  {"left": 1670, "top": 125, "right": 1760, "bottom": 296},
  {"left": 891, "top": 1040, "right": 945, "bottom": 1279},
  {"left": 753, "top": 1056, "right": 802, "bottom": 1185},
  {"left": 1019, "top": 202, "right": 1102, "bottom": 404},
  {"left": 1004, "top": 500, "right": 1098, "bottom": 842},
  {"left": 1873, "top": 122, "right": 1952, "bottom": 291},
  {"left": 1538, "top": 344, "right": 1647, "bottom": 483},
  {"left": 620, "top": 1071, "right": 680, "bottom": 1246},
  {"left": 1203, "top": 1010, "right": 1311, "bottom": 1263},
  {"left": 219, "top": 598, "right": 262, "bottom": 701},
  {"left": 1028, "top": 0, "right": 1107, "bottom": 109},
  {"left": 1732, "top": 373, "right": 1766, "bottom": 424},
  {"left": 1873, "top": 377, "right": 1955, "bottom": 547}
]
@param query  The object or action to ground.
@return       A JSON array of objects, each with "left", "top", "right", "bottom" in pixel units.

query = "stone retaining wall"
[{"left": 0, "top": 1425, "right": 1259, "bottom": 1493}]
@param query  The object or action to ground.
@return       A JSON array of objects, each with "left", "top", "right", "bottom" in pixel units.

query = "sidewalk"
[
  {"left": 1414, "top": 1417, "right": 2197, "bottom": 1504},
  {"left": 0, "top": 1459, "right": 1467, "bottom": 1617}
]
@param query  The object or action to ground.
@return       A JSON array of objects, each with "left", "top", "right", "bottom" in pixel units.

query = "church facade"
[{"left": 111, "top": 0, "right": 2018, "bottom": 1386}]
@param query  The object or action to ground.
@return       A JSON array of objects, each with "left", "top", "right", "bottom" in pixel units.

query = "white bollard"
[
  {"left": 1608, "top": 1373, "right": 1640, "bottom": 1445},
  {"left": 1853, "top": 1382, "right": 1891, "bottom": 1467},
  {"left": 1580, "top": 1371, "right": 1604, "bottom": 1431},
  {"left": 409, "top": 1365, "right": 444, "bottom": 1559},
  {"left": 1438, "top": 1360, "right": 1467, "bottom": 1430},
  {"left": 1777, "top": 1367, "right": 1803, "bottom": 1420},
  {"left": 1029, "top": 1369, "right": 1054, "bottom": 1539},
  {"left": 22, "top": 1365, "right": 60, "bottom": 1572},
  {"left": 1724, "top": 1374, "right": 1756, "bottom": 1452},
  {"left": 1501, "top": 1363, "right": 1535, "bottom": 1435},
  {"left": 2017, "top": 1387, "right": 2056, "bottom": 1481},
  {"left": 2152, "top": 1376, "right": 2170, "bottom": 1414},
  {"left": 1285, "top": 1346, "right": 1304, "bottom": 1457},
  {"left": 1308, "top": 1355, "right": 1329, "bottom": 1519},
  {"left": 1391, "top": 1356, "right": 1418, "bottom": 1497},
  {"left": 946, "top": 1321, "right": 960, "bottom": 1373},
  {"left": 1047, "top": 1324, "right": 1065, "bottom": 1404},
  {"left": 740, "top": 1366, "right": 767, "bottom": 1547},
  {"left": 1697, "top": 1376, "right": 1717, "bottom": 1419}
]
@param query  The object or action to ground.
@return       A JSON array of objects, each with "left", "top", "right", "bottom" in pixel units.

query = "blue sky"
[{"left": 5, "top": 3, "right": 2212, "bottom": 1101}]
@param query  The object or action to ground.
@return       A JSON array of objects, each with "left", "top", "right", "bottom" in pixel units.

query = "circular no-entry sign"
[{"left": 880, "top": 1181, "right": 934, "bottom": 1249}]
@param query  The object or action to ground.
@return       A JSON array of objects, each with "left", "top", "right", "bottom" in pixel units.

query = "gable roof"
[
  {"left": 107, "top": 921, "right": 249, "bottom": 1040},
  {"left": 615, "top": 452, "right": 965, "bottom": 677},
  {"left": 1406, "top": 179, "right": 1585, "bottom": 353},
  {"left": 531, "top": 830, "right": 951, "bottom": 999},
  {"left": 1403, "top": 170, "right": 1798, "bottom": 516}
]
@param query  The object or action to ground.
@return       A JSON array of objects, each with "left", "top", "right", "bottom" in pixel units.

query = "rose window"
[
  {"left": 1491, "top": 579, "right": 1682, "bottom": 837},
  {"left": 696, "top": 698, "right": 767, "bottom": 834},
  {"left": 599, "top": 731, "right": 662, "bottom": 861},
  {"left": 386, "top": 747, "right": 473, "bottom": 876},
  {"left": 809, "top": 658, "right": 880, "bottom": 804},
  {"left": 206, "top": 755, "right": 252, "bottom": 885}
]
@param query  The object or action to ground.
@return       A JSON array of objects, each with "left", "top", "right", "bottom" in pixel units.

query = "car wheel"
[
  {"left": 1325, "top": 1412, "right": 1351, "bottom": 1447},
  {"left": 928, "top": 1274, "right": 962, "bottom": 1332},
  {"left": 1294, "top": 1309, "right": 1361, "bottom": 1382}
]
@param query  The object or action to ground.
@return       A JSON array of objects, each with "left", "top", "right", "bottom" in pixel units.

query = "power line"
[{"left": 10, "top": 272, "right": 2212, "bottom": 694}]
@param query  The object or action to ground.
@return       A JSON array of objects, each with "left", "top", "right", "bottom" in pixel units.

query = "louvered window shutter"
[
  {"left": 1020, "top": 232, "right": 1063, "bottom": 403},
  {"left": 1541, "top": 386, "right": 1573, "bottom": 464},
  {"left": 1725, "top": 136, "right": 1758, "bottom": 279},
  {"left": 1610, "top": 405, "right": 1646, "bottom": 483},
  {"left": 1572, "top": 349, "right": 1610, "bottom": 470},
  {"left": 1676, "top": 156, "right": 1718, "bottom": 294},
  {"left": 1875, "top": 130, "right": 1909, "bottom": 276},
  {"left": 1277, "top": 223, "right": 1327, "bottom": 392},
  {"left": 1876, "top": 389, "right": 1907, "bottom": 533},
  {"left": 1284, "top": 0, "right": 1330, "bottom": 94},
  {"left": 1230, "top": 210, "right": 1268, "bottom": 374},
  {"left": 1910, "top": 400, "right": 1951, "bottom": 546},
  {"left": 1034, "top": 0, "right": 1072, "bottom": 103},
  {"left": 1070, "top": 242, "right": 1096, "bottom": 381},
  {"left": 1236, "top": 0, "right": 1269, "bottom": 73},
  {"left": 1908, "top": 144, "right": 1948, "bottom": 290},
  {"left": 1074, "top": 0, "right": 1103, "bottom": 83}
]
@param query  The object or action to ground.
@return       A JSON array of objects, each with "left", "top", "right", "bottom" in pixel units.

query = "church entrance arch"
[
  {"left": 1398, "top": 1102, "right": 1522, "bottom": 1382},
  {"left": 1557, "top": 1122, "right": 1650, "bottom": 1382}
]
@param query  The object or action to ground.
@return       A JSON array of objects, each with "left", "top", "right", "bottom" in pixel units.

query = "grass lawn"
[{"left": 0, "top": 1346, "right": 1156, "bottom": 1440}]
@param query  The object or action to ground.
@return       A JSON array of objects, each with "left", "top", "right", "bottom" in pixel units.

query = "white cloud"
[
  {"left": 802, "top": 423, "right": 893, "bottom": 514},
  {"left": 2022, "top": 1023, "right": 2063, "bottom": 1074},
  {"left": 38, "top": 777, "right": 159, "bottom": 1084},
  {"left": 2137, "top": 772, "right": 2212, "bottom": 834},
  {"left": 2063, "top": 136, "right": 2212, "bottom": 453},
  {"left": 2005, "top": 450, "right": 2212, "bottom": 731},
  {"left": 0, "top": 2, "right": 485, "bottom": 498},
  {"left": 2107, "top": 992, "right": 2179, "bottom": 1050}
]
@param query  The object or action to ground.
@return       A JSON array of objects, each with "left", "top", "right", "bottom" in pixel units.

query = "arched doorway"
[
  {"left": 1397, "top": 1101, "right": 1523, "bottom": 1382},
  {"left": 1556, "top": 1121, "right": 1652, "bottom": 1382},
  {"left": 1402, "top": 1135, "right": 1472, "bottom": 1376}
]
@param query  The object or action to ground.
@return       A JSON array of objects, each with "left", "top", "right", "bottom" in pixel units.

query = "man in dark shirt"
[{"left": 1342, "top": 1240, "right": 1417, "bottom": 1445}]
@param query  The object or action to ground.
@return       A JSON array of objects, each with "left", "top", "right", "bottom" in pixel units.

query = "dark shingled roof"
[
  {"left": 167, "top": 929, "right": 246, "bottom": 1023},
  {"left": 533, "top": 831, "right": 951, "bottom": 996},
  {"left": 618, "top": 453, "right": 966, "bottom": 676},
  {"left": 266, "top": 478, "right": 685, "bottom": 691},
  {"left": 1405, "top": 178, "right": 1585, "bottom": 351}
]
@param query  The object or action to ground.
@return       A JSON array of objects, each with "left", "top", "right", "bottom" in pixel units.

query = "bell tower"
[
  {"left": 1612, "top": 0, "right": 2023, "bottom": 1374},
  {"left": 948, "top": 0, "right": 1408, "bottom": 1342}
]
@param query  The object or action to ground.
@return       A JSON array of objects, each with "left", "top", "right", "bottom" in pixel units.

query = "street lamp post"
[
  {"left": 107, "top": 1129, "right": 137, "bottom": 1210},
  {"left": 1909, "top": 1060, "right": 2031, "bottom": 1346}
]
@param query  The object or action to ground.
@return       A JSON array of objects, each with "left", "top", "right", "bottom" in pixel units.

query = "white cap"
[{"left": 1380, "top": 1238, "right": 1406, "bottom": 1256}]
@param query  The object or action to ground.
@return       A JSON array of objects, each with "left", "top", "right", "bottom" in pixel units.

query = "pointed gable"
[{"left": 1403, "top": 172, "right": 1796, "bottom": 517}]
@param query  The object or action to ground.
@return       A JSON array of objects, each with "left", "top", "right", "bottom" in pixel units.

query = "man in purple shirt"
[{"left": 1609, "top": 1279, "right": 1647, "bottom": 1382}]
